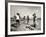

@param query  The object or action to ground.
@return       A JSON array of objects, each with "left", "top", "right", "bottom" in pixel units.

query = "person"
[
  {"left": 33, "top": 13, "right": 36, "bottom": 27},
  {"left": 23, "top": 16, "right": 25, "bottom": 20},
  {"left": 23, "top": 16, "right": 25, "bottom": 23},
  {"left": 14, "top": 16, "right": 17, "bottom": 21},
  {"left": 16, "top": 13, "right": 20, "bottom": 24},
  {"left": 27, "top": 16, "right": 29, "bottom": 24}
]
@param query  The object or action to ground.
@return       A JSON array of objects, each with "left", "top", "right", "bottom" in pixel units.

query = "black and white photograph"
[
  {"left": 10, "top": 4, "right": 41, "bottom": 31},
  {"left": 7, "top": 1, "right": 45, "bottom": 35}
]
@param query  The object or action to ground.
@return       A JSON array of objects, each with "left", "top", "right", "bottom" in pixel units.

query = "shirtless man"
[{"left": 16, "top": 13, "right": 20, "bottom": 24}]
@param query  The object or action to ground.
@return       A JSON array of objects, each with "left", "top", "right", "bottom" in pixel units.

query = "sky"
[{"left": 10, "top": 5, "right": 41, "bottom": 18}]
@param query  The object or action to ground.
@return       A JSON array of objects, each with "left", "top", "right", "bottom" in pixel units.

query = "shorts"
[{"left": 16, "top": 20, "right": 19, "bottom": 23}]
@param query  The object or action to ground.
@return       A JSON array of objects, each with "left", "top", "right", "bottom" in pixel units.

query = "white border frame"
[{"left": 8, "top": 2, "right": 43, "bottom": 35}]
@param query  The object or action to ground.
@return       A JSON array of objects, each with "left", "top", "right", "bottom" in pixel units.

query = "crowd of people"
[{"left": 14, "top": 13, "right": 36, "bottom": 27}]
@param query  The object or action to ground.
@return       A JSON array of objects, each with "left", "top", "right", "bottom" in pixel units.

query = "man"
[
  {"left": 27, "top": 16, "right": 29, "bottom": 24},
  {"left": 16, "top": 13, "right": 20, "bottom": 24},
  {"left": 23, "top": 16, "right": 25, "bottom": 23},
  {"left": 33, "top": 13, "right": 36, "bottom": 27}
]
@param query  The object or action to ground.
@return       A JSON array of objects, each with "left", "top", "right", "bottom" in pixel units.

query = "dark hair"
[
  {"left": 17, "top": 13, "right": 20, "bottom": 15},
  {"left": 33, "top": 13, "right": 36, "bottom": 16}
]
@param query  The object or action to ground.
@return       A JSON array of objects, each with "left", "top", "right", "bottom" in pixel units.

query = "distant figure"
[
  {"left": 23, "top": 16, "right": 25, "bottom": 20},
  {"left": 14, "top": 16, "right": 16, "bottom": 20},
  {"left": 23, "top": 16, "right": 25, "bottom": 23},
  {"left": 33, "top": 13, "right": 36, "bottom": 27},
  {"left": 27, "top": 16, "right": 29, "bottom": 24},
  {"left": 16, "top": 13, "right": 20, "bottom": 24}
]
